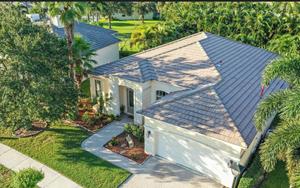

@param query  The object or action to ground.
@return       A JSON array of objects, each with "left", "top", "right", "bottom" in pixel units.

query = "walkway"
[
  {"left": 81, "top": 116, "right": 143, "bottom": 173},
  {"left": 82, "top": 117, "right": 222, "bottom": 188},
  {"left": 0, "top": 143, "right": 81, "bottom": 188}
]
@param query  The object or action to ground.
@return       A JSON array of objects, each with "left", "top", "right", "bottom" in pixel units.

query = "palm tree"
[
  {"left": 45, "top": 2, "right": 87, "bottom": 80},
  {"left": 254, "top": 56, "right": 300, "bottom": 187},
  {"left": 96, "top": 2, "right": 132, "bottom": 29},
  {"left": 72, "top": 35, "right": 96, "bottom": 88},
  {"left": 133, "top": 2, "right": 156, "bottom": 24}
]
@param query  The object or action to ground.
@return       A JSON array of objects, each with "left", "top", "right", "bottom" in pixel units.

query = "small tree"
[
  {"left": 0, "top": 4, "right": 78, "bottom": 130},
  {"left": 133, "top": 2, "right": 156, "bottom": 23}
]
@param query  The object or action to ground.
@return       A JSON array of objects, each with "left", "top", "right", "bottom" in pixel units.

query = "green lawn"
[
  {"left": 0, "top": 164, "right": 14, "bottom": 188},
  {"left": 0, "top": 123, "right": 130, "bottom": 188},
  {"left": 238, "top": 155, "right": 289, "bottom": 188},
  {"left": 100, "top": 20, "right": 160, "bottom": 57}
]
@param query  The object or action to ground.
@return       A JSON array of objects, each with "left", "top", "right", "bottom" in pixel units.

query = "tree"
[
  {"left": 0, "top": 4, "right": 78, "bottom": 130},
  {"left": 96, "top": 2, "right": 132, "bottom": 29},
  {"left": 44, "top": 2, "right": 87, "bottom": 80},
  {"left": 254, "top": 56, "right": 300, "bottom": 187},
  {"left": 133, "top": 2, "right": 156, "bottom": 23},
  {"left": 72, "top": 35, "right": 96, "bottom": 88}
]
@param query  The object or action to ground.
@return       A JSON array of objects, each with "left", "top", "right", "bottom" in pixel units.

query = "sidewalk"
[{"left": 0, "top": 143, "right": 81, "bottom": 188}]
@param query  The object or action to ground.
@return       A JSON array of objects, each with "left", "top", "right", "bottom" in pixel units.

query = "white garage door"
[{"left": 156, "top": 131, "right": 234, "bottom": 187}]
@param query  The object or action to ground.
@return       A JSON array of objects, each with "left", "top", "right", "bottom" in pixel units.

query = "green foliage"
[
  {"left": 0, "top": 4, "right": 78, "bottom": 130},
  {"left": 81, "top": 112, "right": 91, "bottom": 123},
  {"left": 12, "top": 168, "right": 44, "bottom": 188},
  {"left": 109, "top": 137, "right": 119, "bottom": 146},
  {"left": 0, "top": 123, "right": 130, "bottom": 188},
  {"left": 130, "top": 2, "right": 299, "bottom": 51},
  {"left": 124, "top": 124, "right": 144, "bottom": 142},
  {"left": 0, "top": 164, "right": 14, "bottom": 188},
  {"left": 254, "top": 55, "right": 300, "bottom": 186},
  {"left": 267, "top": 34, "right": 300, "bottom": 56},
  {"left": 133, "top": 2, "right": 156, "bottom": 23}
]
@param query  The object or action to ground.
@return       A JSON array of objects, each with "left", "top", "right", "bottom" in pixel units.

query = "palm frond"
[
  {"left": 262, "top": 56, "right": 300, "bottom": 88},
  {"left": 259, "top": 120, "right": 300, "bottom": 172},
  {"left": 254, "top": 90, "right": 289, "bottom": 131}
]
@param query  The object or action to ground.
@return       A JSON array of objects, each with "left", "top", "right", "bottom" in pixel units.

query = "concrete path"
[
  {"left": 81, "top": 117, "right": 144, "bottom": 173},
  {"left": 0, "top": 143, "right": 81, "bottom": 188},
  {"left": 82, "top": 117, "right": 222, "bottom": 188}
]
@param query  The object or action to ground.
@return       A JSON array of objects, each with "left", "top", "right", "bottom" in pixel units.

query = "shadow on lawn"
[{"left": 47, "top": 126, "right": 122, "bottom": 170}]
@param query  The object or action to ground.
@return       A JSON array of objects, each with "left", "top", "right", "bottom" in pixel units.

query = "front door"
[{"left": 126, "top": 88, "right": 134, "bottom": 115}]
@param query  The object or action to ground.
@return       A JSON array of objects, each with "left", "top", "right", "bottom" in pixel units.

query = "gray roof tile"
[
  {"left": 52, "top": 22, "right": 120, "bottom": 51},
  {"left": 92, "top": 32, "right": 287, "bottom": 147}
]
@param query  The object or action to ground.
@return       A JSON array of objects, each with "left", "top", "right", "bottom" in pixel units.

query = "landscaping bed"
[
  {"left": 105, "top": 131, "right": 148, "bottom": 164},
  {"left": 14, "top": 121, "right": 47, "bottom": 138}
]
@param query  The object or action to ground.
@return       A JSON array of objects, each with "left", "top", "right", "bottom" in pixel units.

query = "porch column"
[
  {"left": 108, "top": 77, "right": 120, "bottom": 116},
  {"left": 134, "top": 85, "right": 143, "bottom": 124}
]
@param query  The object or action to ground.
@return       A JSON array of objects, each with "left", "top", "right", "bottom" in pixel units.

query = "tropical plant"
[
  {"left": 254, "top": 56, "right": 300, "bottom": 187},
  {"left": 72, "top": 35, "right": 96, "bottom": 88},
  {"left": 44, "top": 2, "right": 87, "bottom": 80},
  {"left": 133, "top": 2, "right": 156, "bottom": 23},
  {"left": 0, "top": 4, "right": 78, "bottom": 130}
]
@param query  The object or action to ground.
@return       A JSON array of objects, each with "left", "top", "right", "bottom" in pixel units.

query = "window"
[
  {"left": 95, "top": 80, "right": 102, "bottom": 97},
  {"left": 156, "top": 90, "right": 168, "bottom": 100}
]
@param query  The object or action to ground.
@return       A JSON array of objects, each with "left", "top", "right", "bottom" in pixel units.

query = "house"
[
  {"left": 88, "top": 32, "right": 286, "bottom": 187},
  {"left": 113, "top": 12, "right": 154, "bottom": 20},
  {"left": 51, "top": 16, "right": 121, "bottom": 67}
]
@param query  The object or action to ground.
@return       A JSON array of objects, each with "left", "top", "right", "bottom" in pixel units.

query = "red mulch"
[
  {"left": 73, "top": 110, "right": 113, "bottom": 132},
  {"left": 104, "top": 132, "right": 148, "bottom": 164},
  {"left": 14, "top": 121, "right": 47, "bottom": 138}
]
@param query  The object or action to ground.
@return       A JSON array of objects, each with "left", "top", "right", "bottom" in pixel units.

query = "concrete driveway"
[{"left": 121, "top": 157, "right": 222, "bottom": 188}]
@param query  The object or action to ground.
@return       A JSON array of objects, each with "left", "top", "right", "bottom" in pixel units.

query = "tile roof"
[
  {"left": 91, "top": 32, "right": 287, "bottom": 147},
  {"left": 52, "top": 22, "right": 120, "bottom": 51}
]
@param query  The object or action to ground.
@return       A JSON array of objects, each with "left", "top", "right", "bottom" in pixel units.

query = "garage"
[{"left": 155, "top": 130, "right": 235, "bottom": 187}]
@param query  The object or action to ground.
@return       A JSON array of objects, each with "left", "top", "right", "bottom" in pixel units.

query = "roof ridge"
[
  {"left": 210, "top": 88, "right": 248, "bottom": 148},
  {"left": 92, "top": 31, "right": 206, "bottom": 70}
]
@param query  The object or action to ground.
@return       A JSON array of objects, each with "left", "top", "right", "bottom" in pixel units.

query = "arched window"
[{"left": 156, "top": 90, "right": 168, "bottom": 100}]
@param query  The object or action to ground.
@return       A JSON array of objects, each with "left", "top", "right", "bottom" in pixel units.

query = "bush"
[
  {"left": 81, "top": 112, "right": 91, "bottom": 123},
  {"left": 124, "top": 123, "right": 144, "bottom": 142},
  {"left": 109, "top": 137, "right": 119, "bottom": 146},
  {"left": 12, "top": 168, "right": 44, "bottom": 188}
]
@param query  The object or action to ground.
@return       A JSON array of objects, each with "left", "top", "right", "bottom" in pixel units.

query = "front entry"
[{"left": 126, "top": 88, "right": 134, "bottom": 115}]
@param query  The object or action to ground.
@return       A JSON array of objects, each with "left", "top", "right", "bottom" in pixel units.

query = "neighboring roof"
[
  {"left": 92, "top": 32, "right": 287, "bottom": 147},
  {"left": 52, "top": 22, "right": 120, "bottom": 51}
]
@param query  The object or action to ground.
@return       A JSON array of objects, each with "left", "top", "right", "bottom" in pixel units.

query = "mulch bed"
[
  {"left": 104, "top": 132, "right": 148, "bottom": 164},
  {"left": 74, "top": 113, "right": 113, "bottom": 132},
  {"left": 14, "top": 121, "right": 47, "bottom": 138}
]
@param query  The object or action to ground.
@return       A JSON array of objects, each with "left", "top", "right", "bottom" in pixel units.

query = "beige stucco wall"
[
  {"left": 150, "top": 81, "right": 184, "bottom": 103},
  {"left": 92, "top": 43, "right": 120, "bottom": 67},
  {"left": 144, "top": 116, "right": 242, "bottom": 187}
]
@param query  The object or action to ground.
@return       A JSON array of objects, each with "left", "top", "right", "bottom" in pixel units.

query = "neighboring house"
[
  {"left": 51, "top": 16, "right": 121, "bottom": 67},
  {"left": 89, "top": 32, "right": 286, "bottom": 188},
  {"left": 113, "top": 12, "right": 154, "bottom": 20}
]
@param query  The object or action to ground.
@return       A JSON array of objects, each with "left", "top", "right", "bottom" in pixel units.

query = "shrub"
[
  {"left": 81, "top": 112, "right": 91, "bottom": 123},
  {"left": 109, "top": 137, "right": 119, "bottom": 146},
  {"left": 124, "top": 123, "right": 144, "bottom": 142},
  {"left": 12, "top": 168, "right": 44, "bottom": 188}
]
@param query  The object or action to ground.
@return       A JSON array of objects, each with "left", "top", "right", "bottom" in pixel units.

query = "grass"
[
  {"left": 0, "top": 122, "right": 130, "bottom": 188},
  {"left": 238, "top": 153, "right": 289, "bottom": 188},
  {"left": 98, "top": 20, "right": 160, "bottom": 57},
  {"left": 0, "top": 164, "right": 14, "bottom": 188}
]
